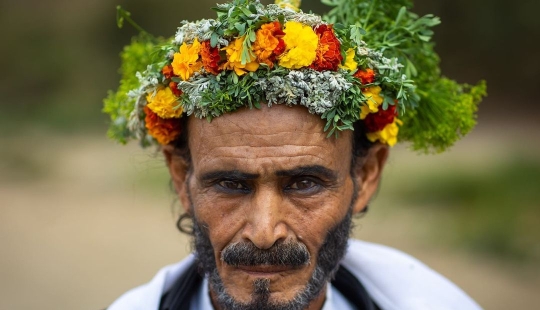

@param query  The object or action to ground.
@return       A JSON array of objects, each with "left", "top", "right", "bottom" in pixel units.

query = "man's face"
[{"left": 167, "top": 105, "right": 386, "bottom": 309}]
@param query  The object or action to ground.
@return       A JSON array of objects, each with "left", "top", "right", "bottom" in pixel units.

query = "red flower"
[
  {"left": 200, "top": 40, "right": 222, "bottom": 75},
  {"left": 144, "top": 106, "right": 182, "bottom": 145},
  {"left": 364, "top": 104, "right": 397, "bottom": 132},
  {"left": 354, "top": 68, "right": 375, "bottom": 85},
  {"left": 310, "top": 24, "right": 343, "bottom": 71},
  {"left": 169, "top": 81, "right": 182, "bottom": 97},
  {"left": 162, "top": 65, "right": 175, "bottom": 79},
  {"left": 270, "top": 21, "right": 286, "bottom": 57},
  {"left": 273, "top": 38, "right": 286, "bottom": 56}
]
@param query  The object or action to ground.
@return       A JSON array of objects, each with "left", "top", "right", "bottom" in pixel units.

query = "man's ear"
[
  {"left": 162, "top": 145, "right": 192, "bottom": 214},
  {"left": 351, "top": 143, "right": 389, "bottom": 214}
]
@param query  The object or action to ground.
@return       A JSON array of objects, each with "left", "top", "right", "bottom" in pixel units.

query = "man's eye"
[
  {"left": 218, "top": 180, "right": 247, "bottom": 191},
  {"left": 289, "top": 179, "right": 318, "bottom": 190}
]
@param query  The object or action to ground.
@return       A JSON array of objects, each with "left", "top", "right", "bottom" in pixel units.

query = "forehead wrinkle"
[
  {"left": 190, "top": 129, "right": 331, "bottom": 161},
  {"left": 204, "top": 131, "right": 328, "bottom": 147},
  {"left": 196, "top": 144, "right": 334, "bottom": 163},
  {"left": 196, "top": 152, "right": 332, "bottom": 167},
  {"left": 206, "top": 144, "right": 329, "bottom": 153},
  {"left": 204, "top": 107, "right": 322, "bottom": 134},
  {"left": 192, "top": 141, "right": 351, "bottom": 176},
  {"left": 198, "top": 117, "right": 327, "bottom": 139}
]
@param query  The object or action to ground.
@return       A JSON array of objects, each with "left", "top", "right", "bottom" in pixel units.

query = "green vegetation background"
[{"left": 1, "top": 0, "right": 539, "bottom": 264}]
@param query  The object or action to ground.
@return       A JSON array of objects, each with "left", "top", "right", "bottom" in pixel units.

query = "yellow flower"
[
  {"left": 172, "top": 38, "right": 203, "bottom": 81},
  {"left": 275, "top": 0, "right": 301, "bottom": 12},
  {"left": 279, "top": 21, "right": 318, "bottom": 69},
  {"left": 360, "top": 86, "right": 384, "bottom": 119},
  {"left": 221, "top": 36, "right": 260, "bottom": 76},
  {"left": 146, "top": 87, "right": 183, "bottom": 119},
  {"left": 366, "top": 119, "right": 403, "bottom": 146},
  {"left": 339, "top": 48, "right": 358, "bottom": 71}
]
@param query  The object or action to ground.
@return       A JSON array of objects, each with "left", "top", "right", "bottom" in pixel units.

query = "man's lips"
[{"left": 235, "top": 265, "right": 300, "bottom": 275}]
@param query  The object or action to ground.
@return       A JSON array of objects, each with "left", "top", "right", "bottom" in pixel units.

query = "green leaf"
[
  {"left": 115, "top": 6, "right": 148, "bottom": 34},
  {"left": 210, "top": 33, "right": 219, "bottom": 47},
  {"left": 249, "top": 4, "right": 258, "bottom": 13},
  {"left": 328, "top": 110, "right": 336, "bottom": 121},
  {"left": 241, "top": 7, "right": 252, "bottom": 16},
  {"left": 235, "top": 23, "right": 246, "bottom": 34},
  {"left": 324, "top": 119, "right": 332, "bottom": 132},
  {"left": 334, "top": 23, "right": 346, "bottom": 30},
  {"left": 395, "top": 6, "right": 407, "bottom": 25},
  {"left": 327, "top": 127, "right": 336, "bottom": 138},
  {"left": 418, "top": 35, "right": 431, "bottom": 42},
  {"left": 321, "top": 0, "right": 337, "bottom": 7},
  {"left": 116, "top": 6, "right": 125, "bottom": 29},
  {"left": 249, "top": 29, "right": 256, "bottom": 42}
]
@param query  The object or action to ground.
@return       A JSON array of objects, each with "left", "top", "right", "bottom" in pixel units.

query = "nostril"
[{"left": 242, "top": 220, "right": 289, "bottom": 250}]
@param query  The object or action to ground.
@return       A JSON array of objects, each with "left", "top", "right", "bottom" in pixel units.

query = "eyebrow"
[
  {"left": 199, "top": 170, "right": 259, "bottom": 183},
  {"left": 199, "top": 165, "right": 338, "bottom": 183},
  {"left": 276, "top": 165, "right": 337, "bottom": 181}
]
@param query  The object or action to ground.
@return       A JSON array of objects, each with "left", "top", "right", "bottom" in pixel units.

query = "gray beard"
[{"left": 191, "top": 208, "right": 353, "bottom": 310}]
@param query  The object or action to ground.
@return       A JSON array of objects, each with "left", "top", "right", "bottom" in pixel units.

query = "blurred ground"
[{"left": 1, "top": 119, "right": 539, "bottom": 310}]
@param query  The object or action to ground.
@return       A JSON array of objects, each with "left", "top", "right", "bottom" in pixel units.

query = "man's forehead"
[
  {"left": 186, "top": 105, "right": 353, "bottom": 173},
  {"left": 188, "top": 105, "right": 350, "bottom": 146},
  {"left": 192, "top": 105, "right": 324, "bottom": 134}
]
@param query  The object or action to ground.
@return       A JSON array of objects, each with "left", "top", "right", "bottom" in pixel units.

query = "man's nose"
[{"left": 242, "top": 186, "right": 289, "bottom": 249}]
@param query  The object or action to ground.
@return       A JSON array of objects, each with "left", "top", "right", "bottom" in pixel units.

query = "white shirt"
[{"left": 109, "top": 239, "right": 483, "bottom": 310}]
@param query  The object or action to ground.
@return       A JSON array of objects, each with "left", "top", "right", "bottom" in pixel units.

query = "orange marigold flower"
[
  {"left": 172, "top": 38, "right": 203, "bottom": 81},
  {"left": 162, "top": 65, "right": 175, "bottom": 79},
  {"left": 310, "top": 24, "right": 343, "bottom": 71},
  {"left": 221, "top": 36, "right": 259, "bottom": 76},
  {"left": 146, "top": 87, "right": 182, "bottom": 119},
  {"left": 354, "top": 68, "right": 375, "bottom": 85},
  {"left": 144, "top": 106, "right": 182, "bottom": 145},
  {"left": 200, "top": 40, "right": 222, "bottom": 75},
  {"left": 169, "top": 81, "right": 182, "bottom": 97},
  {"left": 252, "top": 21, "right": 285, "bottom": 68}
]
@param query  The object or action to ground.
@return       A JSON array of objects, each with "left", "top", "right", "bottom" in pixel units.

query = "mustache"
[{"left": 220, "top": 241, "right": 311, "bottom": 267}]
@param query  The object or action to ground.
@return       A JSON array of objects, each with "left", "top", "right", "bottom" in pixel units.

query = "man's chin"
[
  {"left": 214, "top": 280, "right": 306, "bottom": 310},
  {"left": 218, "top": 267, "right": 308, "bottom": 303}
]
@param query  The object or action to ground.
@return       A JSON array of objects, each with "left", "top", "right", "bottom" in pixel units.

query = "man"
[{"left": 105, "top": 0, "right": 486, "bottom": 309}]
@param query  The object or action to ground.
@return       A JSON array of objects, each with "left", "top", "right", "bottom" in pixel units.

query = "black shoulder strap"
[
  {"left": 159, "top": 262, "right": 380, "bottom": 310},
  {"left": 159, "top": 261, "right": 202, "bottom": 310},
  {"left": 331, "top": 265, "right": 380, "bottom": 310}
]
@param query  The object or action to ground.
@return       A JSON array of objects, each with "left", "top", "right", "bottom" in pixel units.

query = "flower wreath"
[{"left": 104, "top": 0, "right": 486, "bottom": 153}]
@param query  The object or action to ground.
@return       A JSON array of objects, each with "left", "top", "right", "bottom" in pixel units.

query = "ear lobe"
[
  {"left": 162, "top": 145, "right": 192, "bottom": 214},
  {"left": 351, "top": 143, "right": 389, "bottom": 214}
]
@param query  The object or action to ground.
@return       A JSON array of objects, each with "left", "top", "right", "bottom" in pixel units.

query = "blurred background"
[{"left": 1, "top": 0, "right": 539, "bottom": 309}]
